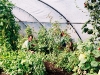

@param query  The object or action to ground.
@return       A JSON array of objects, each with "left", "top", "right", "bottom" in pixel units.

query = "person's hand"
[{"left": 29, "top": 50, "right": 34, "bottom": 54}]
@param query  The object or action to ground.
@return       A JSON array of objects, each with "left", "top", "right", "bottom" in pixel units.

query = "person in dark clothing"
[{"left": 60, "top": 31, "right": 74, "bottom": 51}]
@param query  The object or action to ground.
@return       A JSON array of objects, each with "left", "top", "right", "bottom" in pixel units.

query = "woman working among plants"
[{"left": 22, "top": 35, "right": 35, "bottom": 51}]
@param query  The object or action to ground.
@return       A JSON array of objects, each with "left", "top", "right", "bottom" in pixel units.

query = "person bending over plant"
[
  {"left": 22, "top": 35, "right": 35, "bottom": 52},
  {"left": 60, "top": 31, "right": 74, "bottom": 51}
]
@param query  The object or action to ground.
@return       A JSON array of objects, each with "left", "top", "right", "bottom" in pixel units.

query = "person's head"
[
  {"left": 28, "top": 35, "right": 33, "bottom": 42},
  {"left": 60, "top": 31, "right": 65, "bottom": 37}
]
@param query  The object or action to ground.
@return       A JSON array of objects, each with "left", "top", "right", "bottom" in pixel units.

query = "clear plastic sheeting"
[
  {"left": 9, "top": 0, "right": 90, "bottom": 41},
  {"left": 14, "top": 17, "right": 26, "bottom": 35},
  {"left": 12, "top": 6, "right": 43, "bottom": 34},
  {"left": 10, "top": 0, "right": 66, "bottom": 23},
  {"left": 13, "top": 7, "right": 36, "bottom": 22},
  {"left": 41, "top": 0, "right": 89, "bottom": 23},
  {"left": 72, "top": 24, "right": 91, "bottom": 41}
]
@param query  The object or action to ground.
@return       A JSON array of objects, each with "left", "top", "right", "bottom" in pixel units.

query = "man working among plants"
[
  {"left": 60, "top": 31, "right": 74, "bottom": 51},
  {"left": 22, "top": 35, "right": 35, "bottom": 51}
]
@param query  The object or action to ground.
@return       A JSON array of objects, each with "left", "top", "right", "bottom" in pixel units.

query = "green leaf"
[
  {"left": 72, "top": 73, "right": 77, "bottom": 75},
  {"left": 80, "top": 59, "right": 87, "bottom": 63},
  {"left": 83, "top": 28, "right": 89, "bottom": 33},
  {"left": 87, "top": 29, "right": 93, "bottom": 34},
  {"left": 86, "top": 73, "right": 98, "bottom": 75},
  {"left": 81, "top": 62, "right": 91, "bottom": 70},
  {"left": 91, "top": 61, "right": 98, "bottom": 67},
  {"left": 82, "top": 20, "right": 90, "bottom": 29},
  {"left": 0, "top": 22, "right": 3, "bottom": 26},
  {"left": 72, "top": 66, "right": 78, "bottom": 72},
  {"left": 92, "top": 50, "right": 100, "bottom": 58}
]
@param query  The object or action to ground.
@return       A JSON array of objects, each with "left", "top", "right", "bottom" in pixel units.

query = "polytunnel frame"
[
  {"left": 38, "top": 0, "right": 82, "bottom": 40},
  {"left": 14, "top": 14, "right": 27, "bottom": 27},
  {"left": 13, "top": 6, "right": 44, "bottom": 27}
]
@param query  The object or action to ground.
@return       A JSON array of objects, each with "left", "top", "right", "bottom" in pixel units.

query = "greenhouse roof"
[{"left": 9, "top": 0, "right": 91, "bottom": 41}]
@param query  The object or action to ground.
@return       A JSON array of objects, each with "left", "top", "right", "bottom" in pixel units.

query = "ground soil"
[
  {"left": 44, "top": 61, "right": 72, "bottom": 75},
  {"left": 0, "top": 61, "right": 73, "bottom": 75}
]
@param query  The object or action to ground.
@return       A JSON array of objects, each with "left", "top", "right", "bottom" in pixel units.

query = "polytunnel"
[
  {"left": 1, "top": 1, "right": 100, "bottom": 75},
  {"left": 9, "top": 0, "right": 90, "bottom": 41}
]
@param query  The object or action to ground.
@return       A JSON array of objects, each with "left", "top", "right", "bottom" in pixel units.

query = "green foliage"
[
  {"left": 82, "top": 0, "right": 100, "bottom": 40},
  {"left": 19, "top": 22, "right": 71, "bottom": 53},
  {"left": 0, "top": 0, "right": 20, "bottom": 51},
  {"left": 44, "top": 50, "right": 79, "bottom": 72},
  {"left": 0, "top": 1, "right": 100, "bottom": 75},
  {"left": 35, "top": 22, "right": 71, "bottom": 54},
  {"left": 83, "top": 28, "right": 89, "bottom": 33},
  {"left": 0, "top": 20, "right": 100, "bottom": 75},
  {"left": 0, "top": 50, "right": 46, "bottom": 75},
  {"left": 17, "top": 35, "right": 27, "bottom": 49},
  {"left": 18, "top": 25, "right": 36, "bottom": 50},
  {"left": 79, "top": 1, "right": 100, "bottom": 74},
  {"left": 72, "top": 40, "right": 100, "bottom": 75},
  {"left": 36, "top": 26, "right": 48, "bottom": 53},
  {"left": 25, "top": 25, "right": 32, "bottom": 36},
  {"left": 56, "top": 51, "right": 79, "bottom": 72}
]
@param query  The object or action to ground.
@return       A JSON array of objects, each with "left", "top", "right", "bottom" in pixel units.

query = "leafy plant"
[
  {"left": 56, "top": 51, "right": 79, "bottom": 72},
  {"left": 79, "top": 1, "right": 100, "bottom": 74},
  {"left": 82, "top": 0, "right": 100, "bottom": 41},
  {"left": 0, "top": 50, "right": 46, "bottom": 75},
  {"left": 35, "top": 22, "right": 71, "bottom": 54},
  {"left": 72, "top": 40, "right": 100, "bottom": 75},
  {"left": 25, "top": 25, "right": 32, "bottom": 36},
  {"left": 0, "top": 0, "right": 20, "bottom": 51}
]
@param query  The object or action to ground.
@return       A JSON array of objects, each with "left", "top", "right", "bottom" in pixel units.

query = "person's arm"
[{"left": 69, "top": 41, "right": 73, "bottom": 51}]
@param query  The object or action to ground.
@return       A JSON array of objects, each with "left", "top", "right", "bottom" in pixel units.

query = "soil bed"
[{"left": 44, "top": 61, "right": 72, "bottom": 75}]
